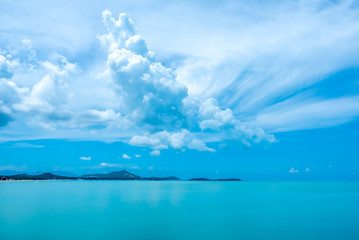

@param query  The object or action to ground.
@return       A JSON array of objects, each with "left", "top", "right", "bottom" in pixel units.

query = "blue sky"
[{"left": 0, "top": 0, "right": 359, "bottom": 179}]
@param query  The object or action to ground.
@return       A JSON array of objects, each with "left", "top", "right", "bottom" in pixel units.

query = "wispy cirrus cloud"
[
  {"left": 173, "top": 1, "right": 359, "bottom": 132},
  {"left": 251, "top": 96, "right": 359, "bottom": 132}
]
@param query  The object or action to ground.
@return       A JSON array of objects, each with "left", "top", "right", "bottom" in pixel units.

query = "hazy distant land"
[{"left": 0, "top": 170, "right": 241, "bottom": 181}]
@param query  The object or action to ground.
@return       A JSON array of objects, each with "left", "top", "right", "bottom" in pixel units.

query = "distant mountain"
[
  {"left": 189, "top": 178, "right": 242, "bottom": 181},
  {"left": 50, "top": 171, "right": 78, "bottom": 177},
  {"left": 1, "top": 172, "right": 77, "bottom": 180},
  {"left": 81, "top": 170, "right": 141, "bottom": 180},
  {"left": 34, "top": 173, "right": 77, "bottom": 180},
  {"left": 80, "top": 171, "right": 180, "bottom": 181}
]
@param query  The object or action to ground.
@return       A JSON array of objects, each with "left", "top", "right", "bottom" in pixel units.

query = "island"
[{"left": 188, "top": 178, "right": 242, "bottom": 181}]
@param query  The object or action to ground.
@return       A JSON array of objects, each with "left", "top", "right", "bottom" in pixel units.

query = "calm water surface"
[{"left": 1, "top": 181, "right": 359, "bottom": 240}]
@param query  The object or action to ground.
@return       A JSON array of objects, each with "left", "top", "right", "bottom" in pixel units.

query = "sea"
[{"left": 0, "top": 180, "right": 358, "bottom": 240}]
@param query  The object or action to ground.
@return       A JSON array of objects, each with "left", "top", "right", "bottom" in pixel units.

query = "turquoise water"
[{"left": 1, "top": 181, "right": 359, "bottom": 240}]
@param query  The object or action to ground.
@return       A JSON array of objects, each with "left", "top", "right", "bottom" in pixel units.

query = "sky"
[{"left": 0, "top": 0, "right": 359, "bottom": 180}]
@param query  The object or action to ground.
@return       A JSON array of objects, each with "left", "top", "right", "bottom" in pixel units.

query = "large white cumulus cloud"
[
  {"left": 0, "top": 54, "right": 23, "bottom": 126},
  {"left": 101, "top": 11, "right": 188, "bottom": 132},
  {"left": 100, "top": 10, "right": 275, "bottom": 151},
  {"left": 0, "top": 55, "right": 18, "bottom": 79},
  {"left": 0, "top": 10, "right": 275, "bottom": 152},
  {"left": 13, "top": 57, "right": 78, "bottom": 114},
  {"left": 107, "top": 49, "right": 187, "bottom": 129}
]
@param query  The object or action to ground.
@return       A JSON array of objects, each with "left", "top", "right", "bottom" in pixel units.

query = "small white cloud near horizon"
[
  {"left": 80, "top": 156, "right": 91, "bottom": 161},
  {"left": 100, "top": 162, "right": 113, "bottom": 167},
  {"left": 122, "top": 154, "right": 131, "bottom": 159},
  {"left": 135, "top": 154, "right": 141, "bottom": 158},
  {"left": 9, "top": 143, "right": 44, "bottom": 148},
  {"left": 289, "top": 168, "right": 299, "bottom": 173},
  {"left": 99, "top": 162, "right": 138, "bottom": 169},
  {"left": 150, "top": 150, "right": 160, "bottom": 156},
  {"left": 305, "top": 168, "right": 310, "bottom": 172}
]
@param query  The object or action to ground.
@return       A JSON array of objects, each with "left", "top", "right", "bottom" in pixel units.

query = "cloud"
[
  {"left": 0, "top": 51, "right": 124, "bottom": 133},
  {"left": 122, "top": 153, "right": 131, "bottom": 159},
  {"left": 100, "top": 162, "right": 113, "bottom": 167},
  {"left": 129, "top": 129, "right": 215, "bottom": 152},
  {"left": 13, "top": 56, "right": 79, "bottom": 114},
  {"left": 99, "top": 162, "right": 138, "bottom": 169},
  {"left": 175, "top": 1, "right": 359, "bottom": 98},
  {"left": 305, "top": 168, "right": 310, "bottom": 172},
  {"left": 150, "top": 150, "right": 160, "bottom": 156},
  {"left": 135, "top": 154, "right": 141, "bottom": 158},
  {"left": 0, "top": 62, "right": 26, "bottom": 127},
  {"left": 289, "top": 168, "right": 299, "bottom": 173},
  {"left": 0, "top": 10, "right": 276, "bottom": 152},
  {"left": 9, "top": 143, "right": 44, "bottom": 148},
  {"left": 80, "top": 156, "right": 91, "bottom": 161},
  {"left": 0, "top": 54, "right": 18, "bottom": 79},
  {"left": 104, "top": 15, "right": 188, "bottom": 131},
  {"left": 196, "top": 98, "right": 276, "bottom": 145},
  {"left": 170, "top": 1, "right": 359, "bottom": 134},
  {"left": 101, "top": 10, "right": 274, "bottom": 150},
  {"left": 0, "top": 1, "right": 358, "bottom": 145},
  {"left": 198, "top": 98, "right": 235, "bottom": 131},
  {"left": 8, "top": 6, "right": 359, "bottom": 153},
  {"left": 252, "top": 96, "right": 359, "bottom": 132}
]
